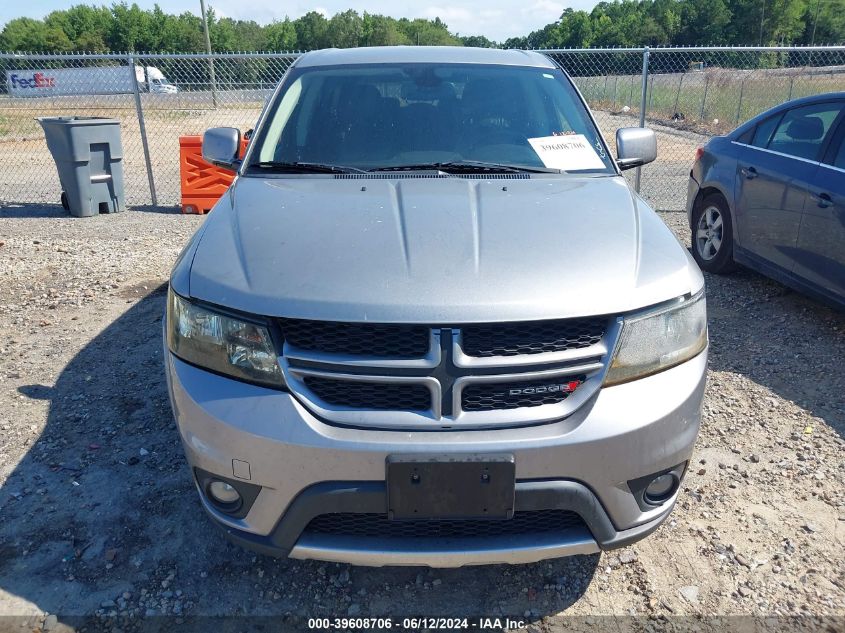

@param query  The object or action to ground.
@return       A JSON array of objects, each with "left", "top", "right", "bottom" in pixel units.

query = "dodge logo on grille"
[{"left": 508, "top": 380, "right": 581, "bottom": 396}]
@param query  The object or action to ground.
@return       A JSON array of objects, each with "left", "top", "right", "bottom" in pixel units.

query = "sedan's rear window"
[
  {"left": 249, "top": 63, "right": 614, "bottom": 174},
  {"left": 750, "top": 114, "right": 781, "bottom": 148},
  {"left": 767, "top": 102, "right": 842, "bottom": 160}
]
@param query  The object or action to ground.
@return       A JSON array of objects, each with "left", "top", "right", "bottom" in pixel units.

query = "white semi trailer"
[{"left": 6, "top": 65, "right": 177, "bottom": 97}]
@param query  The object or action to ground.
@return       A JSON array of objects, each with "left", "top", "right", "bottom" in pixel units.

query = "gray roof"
[{"left": 295, "top": 46, "right": 556, "bottom": 69}]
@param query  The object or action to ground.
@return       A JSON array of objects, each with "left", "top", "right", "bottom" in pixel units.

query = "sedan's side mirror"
[
  {"left": 202, "top": 127, "right": 241, "bottom": 171},
  {"left": 616, "top": 127, "right": 657, "bottom": 170}
]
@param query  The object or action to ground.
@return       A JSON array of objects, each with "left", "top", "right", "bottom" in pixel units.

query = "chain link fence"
[
  {"left": 1, "top": 47, "right": 844, "bottom": 211},
  {"left": 547, "top": 46, "right": 845, "bottom": 210},
  {"left": 0, "top": 52, "right": 298, "bottom": 208}
]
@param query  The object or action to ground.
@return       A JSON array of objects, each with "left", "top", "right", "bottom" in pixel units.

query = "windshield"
[{"left": 248, "top": 63, "right": 614, "bottom": 174}]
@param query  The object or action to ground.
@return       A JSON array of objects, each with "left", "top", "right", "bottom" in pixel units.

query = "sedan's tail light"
[{"left": 694, "top": 147, "right": 705, "bottom": 162}]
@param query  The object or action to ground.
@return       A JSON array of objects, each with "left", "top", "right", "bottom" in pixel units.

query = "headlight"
[
  {"left": 166, "top": 290, "right": 284, "bottom": 388},
  {"left": 604, "top": 291, "right": 706, "bottom": 386}
]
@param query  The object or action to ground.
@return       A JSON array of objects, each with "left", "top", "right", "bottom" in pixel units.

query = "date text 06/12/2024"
[{"left": 307, "top": 617, "right": 527, "bottom": 630}]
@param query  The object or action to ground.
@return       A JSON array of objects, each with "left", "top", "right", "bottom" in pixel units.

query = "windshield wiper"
[
  {"left": 250, "top": 161, "right": 367, "bottom": 174},
  {"left": 369, "top": 160, "right": 561, "bottom": 174}
]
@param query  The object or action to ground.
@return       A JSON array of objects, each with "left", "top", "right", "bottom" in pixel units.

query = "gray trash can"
[{"left": 37, "top": 116, "right": 126, "bottom": 217}]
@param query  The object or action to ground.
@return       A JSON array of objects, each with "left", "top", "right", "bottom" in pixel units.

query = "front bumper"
[
  {"left": 219, "top": 479, "right": 675, "bottom": 567},
  {"left": 165, "top": 349, "right": 705, "bottom": 566},
  {"left": 686, "top": 173, "right": 701, "bottom": 226}
]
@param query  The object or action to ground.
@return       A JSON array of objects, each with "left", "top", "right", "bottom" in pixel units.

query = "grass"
[
  {"left": 0, "top": 99, "right": 266, "bottom": 143},
  {"left": 574, "top": 67, "right": 845, "bottom": 135},
  {"left": 2, "top": 68, "right": 843, "bottom": 142}
]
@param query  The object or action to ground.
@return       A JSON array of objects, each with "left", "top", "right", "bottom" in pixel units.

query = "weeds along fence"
[{"left": 0, "top": 46, "right": 844, "bottom": 211}]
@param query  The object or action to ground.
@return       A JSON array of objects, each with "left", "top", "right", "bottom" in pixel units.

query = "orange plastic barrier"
[{"left": 179, "top": 135, "right": 248, "bottom": 215}]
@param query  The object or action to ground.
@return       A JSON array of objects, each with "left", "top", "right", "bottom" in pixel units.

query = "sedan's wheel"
[
  {"left": 696, "top": 206, "right": 723, "bottom": 260},
  {"left": 691, "top": 194, "right": 737, "bottom": 273}
]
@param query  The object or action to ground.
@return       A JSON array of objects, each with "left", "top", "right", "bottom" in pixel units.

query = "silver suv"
[{"left": 164, "top": 46, "right": 707, "bottom": 567}]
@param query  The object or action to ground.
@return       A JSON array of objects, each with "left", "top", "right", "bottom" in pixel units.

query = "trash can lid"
[{"left": 36, "top": 116, "right": 121, "bottom": 126}]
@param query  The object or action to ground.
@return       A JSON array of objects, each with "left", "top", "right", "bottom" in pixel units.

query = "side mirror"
[
  {"left": 616, "top": 127, "right": 657, "bottom": 170},
  {"left": 202, "top": 127, "right": 241, "bottom": 171}
]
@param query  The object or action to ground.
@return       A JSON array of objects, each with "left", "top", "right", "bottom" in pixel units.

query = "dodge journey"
[{"left": 164, "top": 46, "right": 707, "bottom": 567}]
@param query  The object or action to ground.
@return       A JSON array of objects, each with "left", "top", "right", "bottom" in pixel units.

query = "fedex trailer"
[{"left": 6, "top": 65, "right": 177, "bottom": 97}]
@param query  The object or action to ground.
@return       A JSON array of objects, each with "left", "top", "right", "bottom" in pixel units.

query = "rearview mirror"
[
  {"left": 616, "top": 127, "right": 657, "bottom": 170},
  {"left": 202, "top": 127, "right": 241, "bottom": 171}
]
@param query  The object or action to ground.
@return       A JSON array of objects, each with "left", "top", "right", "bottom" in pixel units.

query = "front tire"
[{"left": 691, "top": 194, "right": 737, "bottom": 273}]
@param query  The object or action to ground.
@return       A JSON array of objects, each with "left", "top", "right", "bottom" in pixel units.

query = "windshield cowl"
[
  {"left": 249, "top": 161, "right": 367, "bottom": 174},
  {"left": 368, "top": 160, "right": 562, "bottom": 174}
]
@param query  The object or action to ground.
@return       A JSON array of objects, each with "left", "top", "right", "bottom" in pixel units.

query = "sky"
[{"left": 0, "top": 0, "right": 599, "bottom": 42}]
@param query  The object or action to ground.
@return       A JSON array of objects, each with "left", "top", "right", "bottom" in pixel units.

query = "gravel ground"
[{"left": 0, "top": 203, "right": 844, "bottom": 632}]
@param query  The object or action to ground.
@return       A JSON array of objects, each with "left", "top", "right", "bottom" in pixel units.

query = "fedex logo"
[{"left": 9, "top": 72, "right": 56, "bottom": 89}]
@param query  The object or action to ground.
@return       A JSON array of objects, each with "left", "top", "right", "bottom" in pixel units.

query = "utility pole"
[
  {"left": 199, "top": 0, "right": 219, "bottom": 107},
  {"left": 809, "top": 0, "right": 823, "bottom": 66},
  {"left": 810, "top": 0, "right": 822, "bottom": 46}
]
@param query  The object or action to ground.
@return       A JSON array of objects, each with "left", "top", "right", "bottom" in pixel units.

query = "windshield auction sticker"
[{"left": 528, "top": 134, "right": 606, "bottom": 171}]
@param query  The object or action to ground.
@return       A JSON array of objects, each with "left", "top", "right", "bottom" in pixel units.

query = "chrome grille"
[
  {"left": 461, "top": 318, "right": 606, "bottom": 357},
  {"left": 303, "top": 510, "right": 585, "bottom": 539},
  {"left": 281, "top": 316, "right": 618, "bottom": 430},
  {"left": 304, "top": 376, "right": 431, "bottom": 411},
  {"left": 279, "top": 318, "right": 429, "bottom": 358},
  {"left": 462, "top": 377, "right": 584, "bottom": 412}
]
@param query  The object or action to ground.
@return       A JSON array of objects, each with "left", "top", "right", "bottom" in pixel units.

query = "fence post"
[
  {"left": 699, "top": 75, "right": 710, "bottom": 121},
  {"left": 736, "top": 76, "right": 746, "bottom": 124},
  {"left": 648, "top": 73, "right": 655, "bottom": 109},
  {"left": 206, "top": 53, "right": 219, "bottom": 109},
  {"left": 635, "top": 46, "right": 650, "bottom": 194},
  {"left": 128, "top": 54, "right": 158, "bottom": 207},
  {"left": 673, "top": 72, "right": 685, "bottom": 116}
]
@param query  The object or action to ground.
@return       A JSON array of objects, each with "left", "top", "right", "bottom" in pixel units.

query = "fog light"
[
  {"left": 644, "top": 473, "right": 677, "bottom": 504},
  {"left": 208, "top": 480, "right": 241, "bottom": 505}
]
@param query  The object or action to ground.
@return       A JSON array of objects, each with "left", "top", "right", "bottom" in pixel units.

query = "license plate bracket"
[{"left": 386, "top": 454, "right": 515, "bottom": 520}]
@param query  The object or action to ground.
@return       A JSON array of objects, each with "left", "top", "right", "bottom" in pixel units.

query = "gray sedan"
[{"left": 687, "top": 92, "right": 845, "bottom": 308}]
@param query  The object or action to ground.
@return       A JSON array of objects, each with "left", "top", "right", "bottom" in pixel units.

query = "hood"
[{"left": 186, "top": 176, "right": 702, "bottom": 323}]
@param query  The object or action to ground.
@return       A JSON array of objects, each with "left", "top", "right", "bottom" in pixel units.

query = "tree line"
[
  {"left": 0, "top": 0, "right": 842, "bottom": 54},
  {"left": 0, "top": 5, "right": 462, "bottom": 53},
  {"left": 505, "top": 0, "right": 844, "bottom": 49}
]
